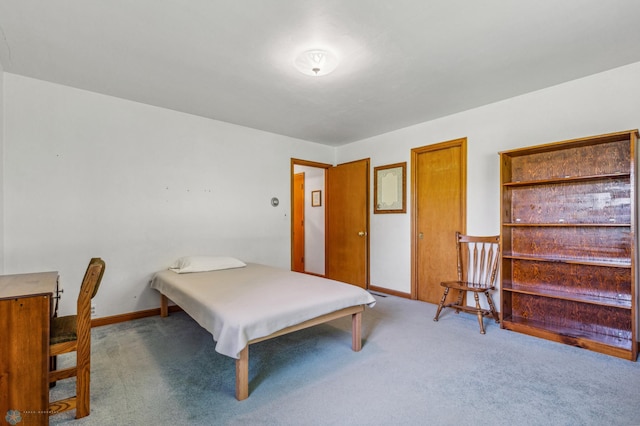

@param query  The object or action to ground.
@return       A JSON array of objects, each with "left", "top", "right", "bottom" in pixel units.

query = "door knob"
[
  {"left": 358, "top": 231, "right": 366, "bottom": 237},
  {"left": 419, "top": 232, "right": 424, "bottom": 240}
]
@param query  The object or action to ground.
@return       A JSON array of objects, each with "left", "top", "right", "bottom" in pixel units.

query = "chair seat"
[
  {"left": 439, "top": 280, "right": 495, "bottom": 292},
  {"left": 51, "top": 315, "right": 77, "bottom": 345}
]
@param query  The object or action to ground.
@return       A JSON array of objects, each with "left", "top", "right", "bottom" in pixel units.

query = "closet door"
[{"left": 412, "top": 138, "right": 467, "bottom": 303}]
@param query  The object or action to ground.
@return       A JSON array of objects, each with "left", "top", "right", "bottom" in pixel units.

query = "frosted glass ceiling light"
[{"left": 294, "top": 49, "right": 338, "bottom": 76}]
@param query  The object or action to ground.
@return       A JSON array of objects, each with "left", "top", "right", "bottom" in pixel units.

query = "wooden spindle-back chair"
[
  {"left": 433, "top": 233, "right": 500, "bottom": 334},
  {"left": 49, "top": 257, "right": 106, "bottom": 418}
]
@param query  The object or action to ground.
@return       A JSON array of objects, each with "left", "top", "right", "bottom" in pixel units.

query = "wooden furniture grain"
[
  {"left": 0, "top": 271, "right": 59, "bottom": 426},
  {"left": 499, "top": 130, "right": 638, "bottom": 360},
  {"left": 49, "top": 258, "right": 105, "bottom": 419},
  {"left": 433, "top": 233, "right": 501, "bottom": 334}
]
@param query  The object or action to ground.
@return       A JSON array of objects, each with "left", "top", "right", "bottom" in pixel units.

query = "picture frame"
[
  {"left": 311, "top": 190, "right": 322, "bottom": 207},
  {"left": 374, "top": 162, "right": 406, "bottom": 214}
]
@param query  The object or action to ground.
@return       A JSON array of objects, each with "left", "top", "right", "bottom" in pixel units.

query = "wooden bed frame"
[{"left": 159, "top": 293, "right": 365, "bottom": 400}]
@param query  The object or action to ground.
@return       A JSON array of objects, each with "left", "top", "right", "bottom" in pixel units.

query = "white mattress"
[{"left": 150, "top": 263, "right": 376, "bottom": 358}]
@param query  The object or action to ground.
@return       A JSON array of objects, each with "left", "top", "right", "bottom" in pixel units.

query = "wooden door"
[
  {"left": 292, "top": 172, "right": 305, "bottom": 272},
  {"left": 412, "top": 139, "right": 466, "bottom": 303},
  {"left": 326, "top": 159, "right": 369, "bottom": 288}
]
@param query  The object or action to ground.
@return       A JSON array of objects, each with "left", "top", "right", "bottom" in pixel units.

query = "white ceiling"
[{"left": 1, "top": 1, "right": 639, "bottom": 146}]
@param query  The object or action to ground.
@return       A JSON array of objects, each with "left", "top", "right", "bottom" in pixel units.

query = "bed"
[{"left": 149, "top": 258, "right": 376, "bottom": 400}]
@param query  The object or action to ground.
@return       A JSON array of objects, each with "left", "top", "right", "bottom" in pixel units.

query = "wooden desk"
[{"left": 0, "top": 272, "right": 58, "bottom": 426}]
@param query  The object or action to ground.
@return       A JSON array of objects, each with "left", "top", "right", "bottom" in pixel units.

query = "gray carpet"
[{"left": 50, "top": 294, "right": 640, "bottom": 425}]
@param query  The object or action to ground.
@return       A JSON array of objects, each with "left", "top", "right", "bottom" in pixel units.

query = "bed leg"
[
  {"left": 352, "top": 311, "right": 362, "bottom": 352},
  {"left": 235, "top": 346, "right": 249, "bottom": 401},
  {"left": 160, "top": 294, "right": 169, "bottom": 317}
]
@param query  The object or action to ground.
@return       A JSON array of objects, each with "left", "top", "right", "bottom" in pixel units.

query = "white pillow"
[{"left": 169, "top": 256, "right": 246, "bottom": 274}]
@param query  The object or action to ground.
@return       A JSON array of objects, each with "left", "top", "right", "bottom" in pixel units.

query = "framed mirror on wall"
[{"left": 374, "top": 162, "right": 406, "bottom": 214}]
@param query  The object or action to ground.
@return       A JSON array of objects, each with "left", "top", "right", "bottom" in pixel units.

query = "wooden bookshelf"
[{"left": 499, "top": 130, "right": 638, "bottom": 360}]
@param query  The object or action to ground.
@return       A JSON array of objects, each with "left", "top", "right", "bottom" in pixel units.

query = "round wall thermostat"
[{"left": 271, "top": 197, "right": 279, "bottom": 207}]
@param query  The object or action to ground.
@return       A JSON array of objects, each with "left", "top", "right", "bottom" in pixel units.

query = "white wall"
[
  {"left": 0, "top": 62, "right": 4, "bottom": 273},
  {"left": 3, "top": 61, "right": 639, "bottom": 317},
  {"left": 337, "top": 61, "right": 640, "bottom": 297},
  {"left": 3, "top": 73, "right": 334, "bottom": 317}
]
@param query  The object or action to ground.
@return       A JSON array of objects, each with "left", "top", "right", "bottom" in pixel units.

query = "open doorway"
[
  {"left": 291, "top": 157, "right": 370, "bottom": 288},
  {"left": 291, "top": 159, "right": 331, "bottom": 276}
]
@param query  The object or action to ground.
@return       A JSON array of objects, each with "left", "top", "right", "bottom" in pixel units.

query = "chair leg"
[
  {"left": 75, "top": 360, "right": 90, "bottom": 418},
  {"left": 454, "top": 290, "right": 466, "bottom": 314},
  {"left": 76, "top": 369, "right": 90, "bottom": 419},
  {"left": 433, "top": 287, "right": 450, "bottom": 321},
  {"left": 473, "top": 292, "right": 486, "bottom": 334},
  {"left": 49, "top": 356, "right": 57, "bottom": 388},
  {"left": 485, "top": 291, "right": 500, "bottom": 323}
]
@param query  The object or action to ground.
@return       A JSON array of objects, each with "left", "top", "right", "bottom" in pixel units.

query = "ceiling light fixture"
[{"left": 294, "top": 49, "right": 338, "bottom": 77}]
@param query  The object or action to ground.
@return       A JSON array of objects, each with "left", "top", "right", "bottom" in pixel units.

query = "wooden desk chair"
[
  {"left": 433, "top": 233, "right": 500, "bottom": 334},
  {"left": 49, "top": 258, "right": 105, "bottom": 418}
]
